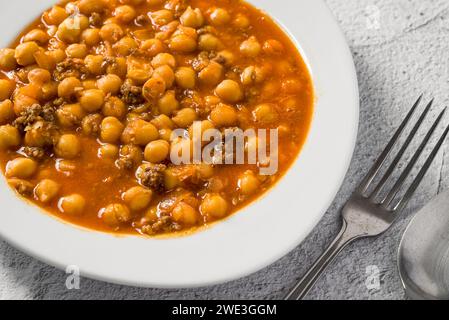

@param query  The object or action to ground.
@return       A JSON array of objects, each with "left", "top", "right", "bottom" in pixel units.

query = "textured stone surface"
[{"left": 1, "top": 0, "right": 449, "bottom": 300}]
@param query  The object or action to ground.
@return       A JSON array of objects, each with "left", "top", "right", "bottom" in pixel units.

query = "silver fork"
[{"left": 285, "top": 95, "right": 449, "bottom": 300}]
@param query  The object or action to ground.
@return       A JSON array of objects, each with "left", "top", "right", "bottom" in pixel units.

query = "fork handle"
[{"left": 284, "top": 220, "right": 359, "bottom": 300}]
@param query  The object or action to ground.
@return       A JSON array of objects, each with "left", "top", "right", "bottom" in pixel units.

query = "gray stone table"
[{"left": 1, "top": 0, "right": 449, "bottom": 300}]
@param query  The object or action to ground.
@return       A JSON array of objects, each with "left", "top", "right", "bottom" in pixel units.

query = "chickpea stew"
[{"left": 0, "top": 0, "right": 313, "bottom": 236}]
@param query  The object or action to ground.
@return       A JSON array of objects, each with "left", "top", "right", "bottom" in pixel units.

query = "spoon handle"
[{"left": 284, "top": 220, "right": 358, "bottom": 300}]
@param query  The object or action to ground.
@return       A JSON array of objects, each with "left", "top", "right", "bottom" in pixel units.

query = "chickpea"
[
  {"left": 0, "top": 125, "right": 20, "bottom": 150},
  {"left": 107, "top": 57, "right": 127, "bottom": 78},
  {"left": 115, "top": 5, "right": 137, "bottom": 23},
  {"left": 180, "top": 7, "right": 204, "bottom": 28},
  {"left": 28, "top": 68, "right": 51, "bottom": 84},
  {"left": 55, "top": 134, "right": 81, "bottom": 159},
  {"left": 14, "top": 42, "right": 40, "bottom": 66},
  {"left": 140, "top": 39, "right": 165, "bottom": 57},
  {"left": 97, "top": 75, "right": 123, "bottom": 95},
  {"left": 13, "top": 94, "right": 38, "bottom": 115},
  {"left": 98, "top": 143, "right": 119, "bottom": 159},
  {"left": 127, "top": 68, "right": 152, "bottom": 85},
  {"left": 48, "top": 49, "right": 66, "bottom": 64},
  {"left": 102, "top": 96, "right": 127, "bottom": 119},
  {"left": 198, "top": 34, "right": 221, "bottom": 51},
  {"left": 121, "top": 119, "right": 159, "bottom": 145},
  {"left": 153, "top": 65, "right": 175, "bottom": 88},
  {"left": 169, "top": 34, "right": 197, "bottom": 53},
  {"left": 159, "top": 128, "right": 173, "bottom": 141},
  {"left": 241, "top": 66, "right": 267, "bottom": 86},
  {"left": 151, "top": 114, "right": 174, "bottom": 130},
  {"left": 34, "top": 179, "right": 60, "bottom": 203},
  {"left": 66, "top": 44, "right": 88, "bottom": 59},
  {"left": 240, "top": 36, "right": 261, "bottom": 58},
  {"left": 80, "top": 89, "right": 105, "bottom": 112},
  {"left": 0, "top": 79, "right": 16, "bottom": 101},
  {"left": 150, "top": 10, "right": 174, "bottom": 26},
  {"left": 114, "top": 37, "right": 138, "bottom": 56},
  {"left": 172, "top": 108, "right": 197, "bottom": 128},
  {"left": 172, "top": 202, "right": 198, "bottom": 225},
  {"left": 213, "top": 50, "right": 234, "bottom": 67},
  {"left": 144, "top": 140, "right": 170, "bottom": 163},
  {"left": 210, "top": 104, "right": 238, "bottom": 127},
  {"left": 82, "top": 80, "right": 97, "bottom": 90},
  {"left": 43, "top": 6, "right": 69, "bottom": 25},
  {"left": 198, "top": 61, "right": 223, "bottom": 86},
  {"left": 82, "top": 28, "right": 101, "bottom": 46},
  {"left": 151, "top": 53, "right": 176, "bottom": 69},
  {"left": 122, "top": 186, "right": 153, "bottom": 211},
  {"left": 23, "top": 29, "right": 50, "bottom": 45},
  {"left": 100, "top": 23, "right": 124, "bottom": 43},
  {"left": 23, "top": 120, "right": 53, "bottom": 147},
  {"left": 58, "top": 77, "right": 82, "bottom": 99},
  {"left": 209, "top": 8, "right": 231, "bottom": 26},
  {"left": 164, "top": 167, "right": 181, "bottom": 190},
  {"left": 57, "top": 16, "right": 86, "bottom": 44},
  {"left": 238, "top": 170, "right": 261, "bottom": 195},
  {"left": 84, "top": 55, "right": 104, "bottom": 75},
  {"left": 0, "top": 49, "right": 18, "bottom": 71},
  {"left": 200, "top": 194, "right": 228, "bottom": 218},
  {"left": 188, "top": 120, "right": 215, "bottom": 140},
  {"left": 101, "top": 203, "right": 131, "bottom": 227},
  {"left": 157, "top": 90, "right": 179, "bottom": 115},
  {"left": 253, "top": 103, "right": 279, "bottom": 124},
  {"left": 58, "top": 194, "right": 86, "bottom": 216},
  {"left": 56, "top": 103, "right": 86, "bottom": 128},
  {"left": 101, "top": 116, "right": 125, "bottom": 143},
  {"left": 5, "top": 158, "right": 37, "bottom": 179},
  {"left": 233, "top": 13, "right": 250, "bottom": 29},
  {"left": 215, "top": 80, "right": 243, "bottom": 103},
  {"left": 175, "top": 67, "right": 196, "bottom": 89},
  {"left": 263, "top": 39, "right": 284, "bottom": 55},
  {"left": 18, "top": 84, "right": 41, "bottom": 101},
  {"left": 143, "top": 77, "right": 166, "bottom": 101},
  {"left": 78, "top": 0, "right": 107, "bottom": 15},
  {"left": 195, "top": 163, "right": 214, "bottom": 180},
  {"left": 0, "top": 100, "right": 14, "bottom": 124},
  {"left": 82, "top": 113, "right": 103, "bottom": 136},
  {"left": 204, "top": 95, "right": 221, "bottom": 107},
  {"left": 41, "top": 82, "right": 59, "bottom": 101},
  {"left": 119, "top": 144, "right": 143, "bottom": 168}
]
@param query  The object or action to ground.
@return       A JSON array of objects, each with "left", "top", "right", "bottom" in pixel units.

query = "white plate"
[{"left": 0, "top": 0, "right": 359, "bottom": 288}]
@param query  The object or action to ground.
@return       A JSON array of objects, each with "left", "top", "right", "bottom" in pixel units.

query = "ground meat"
[
  {"left": 54, "top": 58, "right": 89, "bottom": 81},
  {"left": 141, "top": 215, "right": 181, "bottom": 235},
  {"left": 13, "top": 103, "right": 57, "bottom": 134},
  {"left": 21, "top": 146, "right": 46, "bottom": 160},
  {"left": 120, "top": 80, "right": 145, "bottom": 105},
  {"left": 89, "top": 12, "right": 103, "bottom": 27},
  {"left": 116, "top": 144, "right": 143, "bottom": 171},
  {"left": 135, "top": 14, "right": 149, "bottom": 25},
  {"left": 136, "top": 163, "right": 167, "bottom": 192},
  {"left": 8, "top": 178, "right": 34, "bottom": 196},
  {"left": 13, "top": 103, "right": 55, "bottom": 131}
]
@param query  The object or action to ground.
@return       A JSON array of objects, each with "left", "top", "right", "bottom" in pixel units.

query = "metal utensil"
[
  {"left": 398, "top": 189, "right": 449, "bottom": 300},
  {"left": 285, "top": 95, "right": 449, "bottom": 300}
]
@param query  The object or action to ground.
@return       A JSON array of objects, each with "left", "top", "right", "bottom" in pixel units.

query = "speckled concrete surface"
[{"left": 1, "top": 0, "right": 449, "bottom": 300}]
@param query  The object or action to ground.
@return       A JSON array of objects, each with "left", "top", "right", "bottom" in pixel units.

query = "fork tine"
[
  {"left": 369, "top": 98, "right": 433, "bottom": 199},
  {"left": 381, "top": 108, "right": 446, "bottom": 208},
  {"left": 394, "top": 122, "right": 449, "bottom": 212},
  {"left": 357, "top": 94, "right": 423, "bottom": 194}
]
